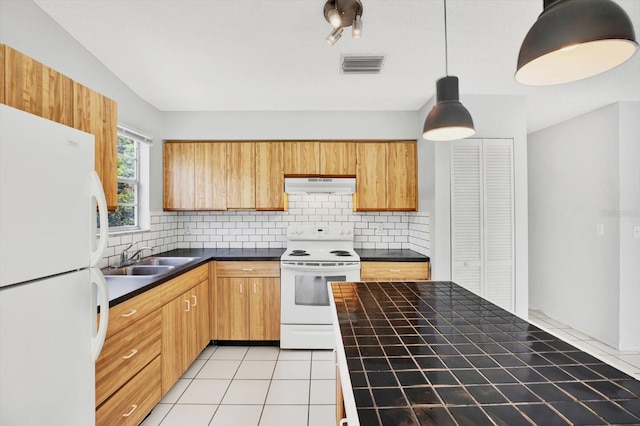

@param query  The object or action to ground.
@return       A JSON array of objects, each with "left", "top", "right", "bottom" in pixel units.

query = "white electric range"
[{"left": 280, "top": 226, "right": 360, "bottom": 349}]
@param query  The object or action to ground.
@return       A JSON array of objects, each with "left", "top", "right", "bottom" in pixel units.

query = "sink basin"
[
  {"left": 136, "top": 257, "right": 196, "bottom": 266},
  {"left": 103, "top": 265, "right": 175, "bottom": 276}
]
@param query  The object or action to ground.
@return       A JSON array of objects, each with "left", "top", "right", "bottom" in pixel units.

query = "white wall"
[
  {"left": 418, "top": 94, "right": 529, "bottom": 318},
  {"left": 618, "top": 102, "right": 640, "bottom": 350},
  {"left": 528, "top": 104, "right": 621, "bottom": 347}
]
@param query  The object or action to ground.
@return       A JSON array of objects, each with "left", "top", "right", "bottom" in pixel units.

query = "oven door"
[{"left": 280, "top": 262, "right": 360, "bottom": 325}]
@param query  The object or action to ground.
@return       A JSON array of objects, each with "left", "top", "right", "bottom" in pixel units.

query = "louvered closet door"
[
  {"left": 482, "top": 139, "right": 514, "bottom": 310},
  {"left": 450, "top": 139, "right": 514, "bottom": 311},
  {"left": 451, "top": 140, "right": 483, "bottom": 295}
]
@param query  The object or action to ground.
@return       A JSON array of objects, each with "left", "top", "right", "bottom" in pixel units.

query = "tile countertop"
[{"left": 329, "top": 281, "right": 640, "bottom": 426}]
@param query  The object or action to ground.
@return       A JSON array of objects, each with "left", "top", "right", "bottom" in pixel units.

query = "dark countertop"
[
  {"left": 356, "top": 249, "right": 429, "bottom": 262},
  {"left": 103, "top": 248, "right": 426, "bottom": 307},
  {"left": 330, "top": 281, "right": 640, "bottom": 426},
  {"left": 103, "top": 248, "right": 285, "bottom": 307}
]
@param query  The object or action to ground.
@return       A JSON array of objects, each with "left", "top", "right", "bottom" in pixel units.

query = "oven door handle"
[{"left": 281, "top": 262, "right": 360, "bottom": 273}]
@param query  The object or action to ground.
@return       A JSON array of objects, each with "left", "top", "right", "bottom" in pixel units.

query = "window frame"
[{"left": 107, "top": 126, "right": 149, "bottom": 233}]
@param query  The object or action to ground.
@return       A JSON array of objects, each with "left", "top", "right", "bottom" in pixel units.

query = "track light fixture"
[
  {"left": 516, "top": 0, "right": 638, "bottom": 85},
  {"left": 423, "top": 0, "right": 475, "bottom": 141},
  {"left": 323, "top": 0, "right": 363, "bottom": 46}
]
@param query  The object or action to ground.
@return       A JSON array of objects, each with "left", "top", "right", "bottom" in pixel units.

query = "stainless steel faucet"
[{"left": 119, "top": 243, "right": 153, "bottom": 266}]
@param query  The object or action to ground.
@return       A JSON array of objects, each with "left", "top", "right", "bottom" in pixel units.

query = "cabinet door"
[
  {"left": 217, "top": 277, "right": 249, "bottom": 340},
  {"left": 320, "top": 142, "right": 356, "bottom": 176},
  {"left": 73, "top": 83, "right": 118, "bottom": 210},
  {"left": 192, "top": 280, "right": 210, "bottom": 356},
  {"left": 195, "top": 143, "right": 226, "bottom": 210},
  {"left": 0, "top": 45, "right": 5, "bottom": 102},
  {"left": 284, "top": 141, "right": 320, "bottom": 175},
  {"left": 355, "top": 143, "right": 386, "bottom": 211},
  {"left": 227, "top": 142, "right": 255, "bottom": 209},
  {"left": 161, "top": 293, "right": 190, "bottom": 393},
  {"left": 386, "top": 142, "right": 418, "bottom": 211},
  {"left": 163, "top": 143, "right": 195, "bottom": 210},
  {"left": 4, "top": 46, "right": 73, "bottom": 126},
  {"left": 255, "top": 142, "right": 284, "bottom": 211},
  {"left": 249, "top": 277, "right": 280, "bottom": 340}
]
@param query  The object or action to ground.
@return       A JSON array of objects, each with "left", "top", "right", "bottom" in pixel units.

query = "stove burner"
[
  {"left": 289, "top": 250, "right": 310, "bottom": 257},
  {"left": 331, "top": 250, "right": 353, "bottom": 257}
]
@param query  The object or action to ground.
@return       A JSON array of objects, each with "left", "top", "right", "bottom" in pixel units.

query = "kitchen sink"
[
  {"left": 103, "top": 265, "right": 175, "bottom": 276},
  {"left": 136, "top": 257, "right": 196, "bottom": 266}
]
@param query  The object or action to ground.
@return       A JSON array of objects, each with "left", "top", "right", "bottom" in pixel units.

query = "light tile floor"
[
  {"left": 529, "top": 309, "right": 640, "bottom": 381},
  {"left": 140, "top": 345, "right": 336, "bottom": 426}
]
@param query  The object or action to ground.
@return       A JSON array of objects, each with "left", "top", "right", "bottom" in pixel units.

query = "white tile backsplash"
[{"left": 100, "top": 195, "right": 430, "bottom": 266}]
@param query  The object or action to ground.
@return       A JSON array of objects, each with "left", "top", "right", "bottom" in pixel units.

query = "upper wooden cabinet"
[
  {"left": 256, "top": 142, "right": 284, "bottom": 211},
  {"left": 73, "top": 83, "right": 118, "bottom": 209},
  {"left": 195, "top": 143, "right": 226, "bottom": 210},
  {"left": 162, "top": 140, "right": 415, "bottom": 212},
  {"left": 4, "top": 45, "right": 74, "bottom": 127},
  {"left": 227, "top": 142, "right": 255, "bottom": 209},
  {"left": 355, "top": 143, "right": 387, "bottom": 210},
  {"left": 163, "top": 142, "right": 227, "bottom": 210},
  {"left": 2, "top": 45, "right": 118, "bottom": 210},
  {"left": 355, "top": 141, "right": 417, "bottom": 212},
  {"left": 283, "top": 141, "right": 356, "bottom": 176},
  {"left": 284, "top": 141, "right": 320, "bottom": 175},
  {"left": 387, "top": 141, "right": 418, "bottom": 210},
  {"left": 320, "top": 142, "right": 356, "bottom": 176}
]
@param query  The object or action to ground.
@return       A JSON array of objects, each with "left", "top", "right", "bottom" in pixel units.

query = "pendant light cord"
[{"left": 444, "top": 0, "right": 449, "bottom": 76}]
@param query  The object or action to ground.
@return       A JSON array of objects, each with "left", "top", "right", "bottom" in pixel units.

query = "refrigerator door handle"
[
  {"left": 90, "top": 171, "right": 108, "bottom": 267},
  {"left": 91, "top": 268, "right": 109, "bottom": 362}
]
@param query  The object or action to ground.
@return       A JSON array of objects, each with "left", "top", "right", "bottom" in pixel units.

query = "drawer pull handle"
[
  {"left": 192, "top": 295, "right": 197, "bottom": 306},
  {"left": 240, "top": 283, "right": 243, "bottom": 294},
  {"left": 122, "top": 349, "right": 138, "bottom": 360},
  {"left": 242, "top": 268, "right": 254, "bottom": 271},
  {"left": 122, "top": 405, "right": 138, "bottom": 417},
  {"left": 184, "top": 299, "right": 191, "bottom": 312},
  {"left": 389, "top": 269, "right": 401, "bottom": 272},
  {"left": 122, "top": 309, "right": 137, "bottom": 318},
  {"left": 253, "top": 283, "right": 257, "bottom": 293}
]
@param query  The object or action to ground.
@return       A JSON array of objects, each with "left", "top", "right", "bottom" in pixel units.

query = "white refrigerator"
[{"left": 0, "top": 104, "right": 110, "bottom": 426}]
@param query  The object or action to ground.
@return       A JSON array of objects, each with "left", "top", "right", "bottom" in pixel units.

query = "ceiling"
[{"left": 33, "top": 0, "right": 640, "bottom": 133}]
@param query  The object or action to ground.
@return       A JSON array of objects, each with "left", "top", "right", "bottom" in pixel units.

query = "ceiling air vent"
[{"left": 341, "top": 55, "right": 384, "bottom": 74}]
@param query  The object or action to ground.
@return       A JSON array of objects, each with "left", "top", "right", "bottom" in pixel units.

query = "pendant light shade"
[
  {"left": 423, "top": 76, "right": 476, "bottom": 141},
  {"left": 516, "top": 0, "right": 638, "bottom": 86}
]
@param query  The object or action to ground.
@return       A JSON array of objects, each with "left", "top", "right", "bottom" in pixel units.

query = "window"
[{"left": 107, "top": 126, "right": 151, "bottom": 232}]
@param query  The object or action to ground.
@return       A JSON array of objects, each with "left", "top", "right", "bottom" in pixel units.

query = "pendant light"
[
  {"left": 423, "top": 0, "right": 475, "bottom": 142},
  {"left": 516, "top": 0, "right": 638, "bottom": 86}
]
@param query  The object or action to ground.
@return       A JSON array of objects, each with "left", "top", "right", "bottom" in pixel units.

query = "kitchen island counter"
[{"left": 330, "top": 281, "right": 640, "bottom": 426}]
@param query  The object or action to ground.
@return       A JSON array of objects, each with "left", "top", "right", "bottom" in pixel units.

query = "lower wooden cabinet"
[
  {"left": 96, "top": 356, "right": 161, "bottom": 426},
  {"left": 215, "top": 261, "right": 280, "bottom": 341},
  {"left": 360, "top": 261, "right": 430, "bottom": 281},
  {"left": 95, "top": 310, "right": 161, "bottom": 406},
  {"left": 162, "top": 279, "right": 210, "bottom": 394}
]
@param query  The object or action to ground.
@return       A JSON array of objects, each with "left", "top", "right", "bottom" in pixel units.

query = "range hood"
[{"left": 284, "top": 177, "right": 355, "bottom": 194}]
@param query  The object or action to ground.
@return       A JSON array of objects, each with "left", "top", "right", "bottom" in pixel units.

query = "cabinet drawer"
[
  {"left": 361, "top": 261, "right": 429, "bottom": 280},
  {"left": 105, "top": 264, "right": 208, "bottom": 338},
  {"left": 216, "top": 261, "right": 280, "bottom": 277},
  {"left": 96, "top": 309, "right": 161, "bottom": 406},
  {"left": 96, "top": 355, "right": 161, "bottom": 426}
]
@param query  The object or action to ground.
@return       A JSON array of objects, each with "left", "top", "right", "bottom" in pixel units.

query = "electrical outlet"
[
  {"left": 372, "top": 223, "right": 383, "bottom": 232},
  {"left": 634, "top": 226, "right": 640, "bottom": 240},
  {"left": 596, "top": 224, "right": 604, "bottom": 237},
  {"left": 184, "top": 223, "right": 192, "bottom": 235}
]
